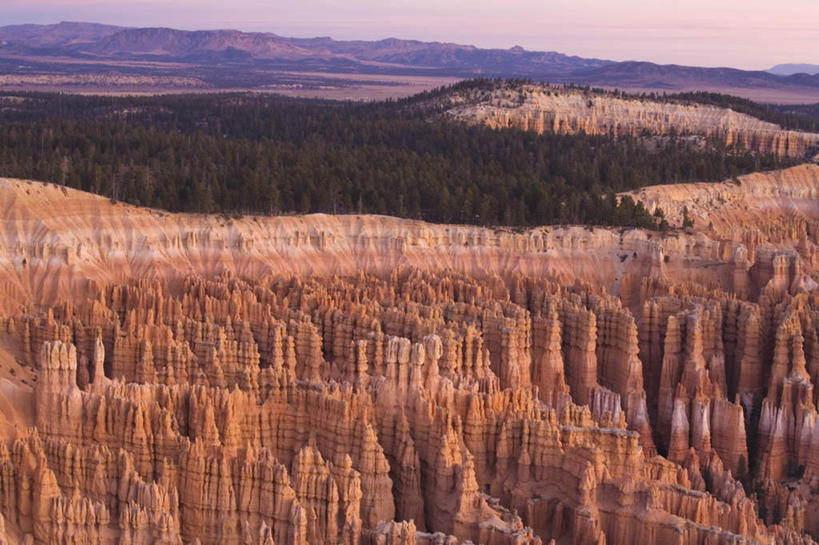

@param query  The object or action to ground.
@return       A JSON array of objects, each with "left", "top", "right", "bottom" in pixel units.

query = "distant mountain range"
[
  {"left": 0, "top": 21, "right": 817, "bottom": 103},
  {"left": 0, "top": 22, "right": 612, "bottom": 76},
  {"left": 768, "top": 64, "right": 819, "bottom": 76}
]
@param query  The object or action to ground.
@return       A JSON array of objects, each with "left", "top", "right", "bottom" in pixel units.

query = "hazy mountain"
[
  {"left": 78, "top": 27, "right": 315, "bottom": 61},
  {"left": 0, "top": 21, "right": 122, "bottom": 50},
  {"left": 0, "top": 22, "right": 618, "bottom": 75},
  {"left": 279, "top": 36, "right": 612, "bottom": 75},
  {"left": 768, "top": 63, "right": 819, "bottom": 76},
  {"left": 0, "top": 22, "right": 817, "bottom": 100},
  {"left": 571, "top": 61, "right": 819, "bottom": 91}
]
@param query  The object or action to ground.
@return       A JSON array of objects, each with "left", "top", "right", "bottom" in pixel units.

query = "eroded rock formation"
[
  {"left": 0, "top": 169, "right": 818, "bottom": 544},
  {"left": 443, "top": 83, "right": 819, "bottom": 158}
]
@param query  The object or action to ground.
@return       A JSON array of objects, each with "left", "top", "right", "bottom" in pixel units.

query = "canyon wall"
[
  {"left": 627, "top": 163, "right": 819, "bottom": 243},
  {"left": 0, "top": 166, "right": 818, "bottom": 544}
]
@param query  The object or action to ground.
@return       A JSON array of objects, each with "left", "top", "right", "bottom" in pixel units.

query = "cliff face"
[
  {"left": 443, "top": 84, "right": 819, "bottom": 157},
  {"left": 628, "top": 163, "right": 819, "bottom": 243},
  {"left": 0, "top": 169, "right": 818, "bottom": 545},
  {"left": 1, "top": 167, "right": 817, "bottom": 315}
]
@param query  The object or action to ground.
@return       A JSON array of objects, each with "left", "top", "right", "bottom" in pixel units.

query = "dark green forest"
[{"left": 0, "top": 89, "right": 804, "bottom": 228}]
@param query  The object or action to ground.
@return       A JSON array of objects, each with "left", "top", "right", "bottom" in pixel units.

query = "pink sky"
[{"left": 2, "top": 0, "right": 818, "bottom": 70}]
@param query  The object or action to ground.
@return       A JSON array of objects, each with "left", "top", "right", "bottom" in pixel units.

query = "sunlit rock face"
[
  {"left": 0, "top": 167, "right": 818, "bottom": 544},
  {"left": 443, "top": 83, "right": 819, "bottom": 158}
]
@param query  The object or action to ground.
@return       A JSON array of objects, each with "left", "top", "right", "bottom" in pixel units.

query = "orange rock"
[{"left": 0, "top": 172, "right": 818, "bottom": 545}]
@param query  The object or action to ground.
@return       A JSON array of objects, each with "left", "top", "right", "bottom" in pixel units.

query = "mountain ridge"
[
  {"left": 768, "top": 63, "right": 819, "bottom": 76},
  {"left": 0, "top": 22, "right": 817, "bottom": 102},
  {"left": 0, "top": 22, "right": 613, "bottom": 75}
]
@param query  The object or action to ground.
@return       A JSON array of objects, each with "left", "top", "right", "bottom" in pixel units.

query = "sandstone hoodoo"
[{"left": 0, "top": 163, "right": 817, "bottom": 544}]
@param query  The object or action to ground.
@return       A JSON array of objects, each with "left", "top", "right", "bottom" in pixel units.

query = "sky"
[{"left": 1, "top": 0, "right": 818, "bottom": 70}]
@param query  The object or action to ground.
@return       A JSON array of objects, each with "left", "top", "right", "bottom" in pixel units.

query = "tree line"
[{"left": 0, "top": 90, "right": 800, "bottom": 228}]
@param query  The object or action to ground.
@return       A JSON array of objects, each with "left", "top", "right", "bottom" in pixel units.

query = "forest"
[{"left": 0, "top": 89, "right": 804, "bottom": 228}]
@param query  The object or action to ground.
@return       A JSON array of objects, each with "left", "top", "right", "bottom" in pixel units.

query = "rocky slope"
[
  {"left": 0, "top": 176, "right": 760, "bottom": 313},
  {"left": 627, "top": 163, "right": 819, "bottom": 243},
  {"left": 443, "top": 83, "right": 819, "bottom": 157},
  {"left": 0, "top": 166, "right": 819, "bottom": 544}
]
